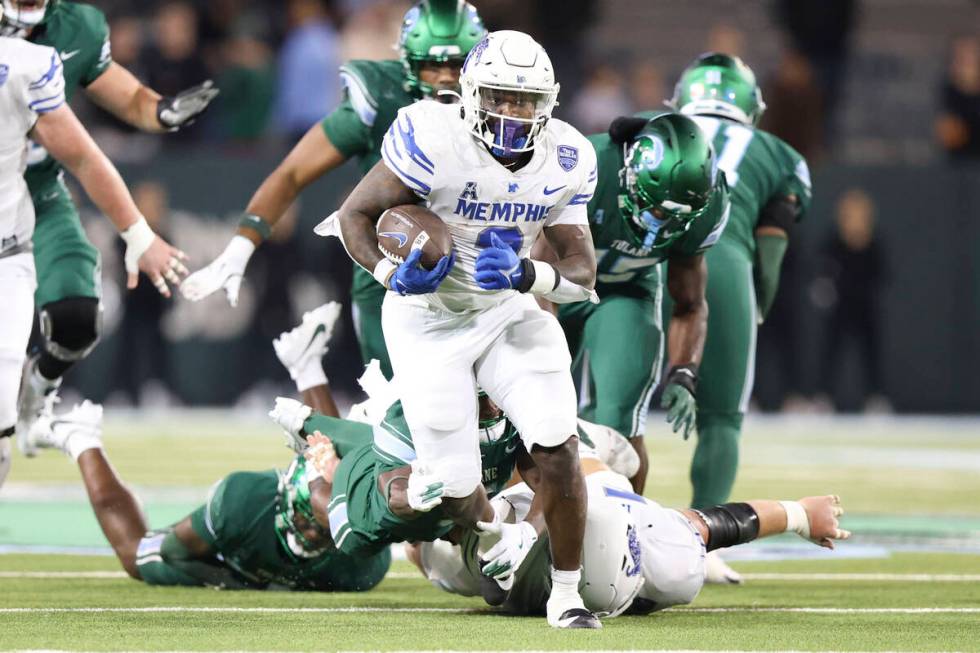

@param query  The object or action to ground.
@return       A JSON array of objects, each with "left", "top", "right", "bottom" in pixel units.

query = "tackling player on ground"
[
  {"left": 0, "top": 22, "right": 185, "bottom": 487},
  {"left": 181, "top": 0, "right": 485, "bottom": 379},
  {"left": 337, "top": 30, "right": 603, "bottom": 628},
  {"left": 6, "top": 0, "right": 216, "bottom": 443},
  {"left": 666, "top": 53, "right": 812, "bottom": 583},
  {"left": 556, "top": 112, "right": 731, "bottom": 493}
]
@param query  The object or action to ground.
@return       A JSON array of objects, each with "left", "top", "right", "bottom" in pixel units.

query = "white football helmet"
[
  {"left": 459, "top": 30, "right": 559, "bottom": 156},
  {"left": 580, "top": 496, "right": 644, "bottom": 618},
  {"left": 1, "top": 1, "right": 48, "bottom": 37}
]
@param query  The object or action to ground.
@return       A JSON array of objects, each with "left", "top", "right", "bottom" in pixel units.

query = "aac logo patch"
[
  {"left": 557, "top": 145, "right": 578, "bottom": 171},
  {"left": 0, "top": 64, "right": 8, "bottom": 88}
]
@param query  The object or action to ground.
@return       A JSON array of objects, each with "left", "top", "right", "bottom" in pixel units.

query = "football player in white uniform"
[
  {"left": 409, "top": 453, "right": 851, "bottom": 618},
  {"left": 0, "top": 26, "right": 185, "bottom": 487},
  {"left": 337, "top": 30, "right": 601, "bottom": 628}
]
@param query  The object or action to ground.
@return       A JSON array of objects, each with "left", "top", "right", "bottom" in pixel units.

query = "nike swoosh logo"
[
  {"left": 60, "top": 50, "right": 81, "bottom": 61},
  {"left": 299, "top": 324, "right": 326, "bottom": 357},
  {"left": 542, "top": 185, "right": 567, "bottom": 196},
  {"left": 379, "top": 231, "right": 409, "bottom": 248}
]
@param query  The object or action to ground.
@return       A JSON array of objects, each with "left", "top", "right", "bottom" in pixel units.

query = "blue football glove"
[
  {"left": 474, "top": 232, "right": 526, "bottom": 290},
  {"left": 389, "top": 249, "right": 453, "bottom": 296}
]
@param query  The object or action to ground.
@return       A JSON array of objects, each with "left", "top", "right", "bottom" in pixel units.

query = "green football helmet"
[
  {"left": 620, "top": 113, "right": 718, "bottom": 250},
  {"left": 398, "top": 0, "right": 486, "bottom": 98},
  {"left": 275, "top": 457, "right": 331, "bottom": 559},
  {"left": 669, "top": 52, "right": 766, "bottom": 126}
]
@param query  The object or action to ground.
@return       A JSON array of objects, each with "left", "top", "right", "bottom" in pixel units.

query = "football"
[{"left": 376, "top": 204, "right": 453, "bottom": 269}]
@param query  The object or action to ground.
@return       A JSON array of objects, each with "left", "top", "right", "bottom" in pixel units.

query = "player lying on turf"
[
  {"left": 20, "top": 303, "right": 392, "bottom": 591},
  {"left": 406, "top": 458, "right": 850, "bottom": 618}
]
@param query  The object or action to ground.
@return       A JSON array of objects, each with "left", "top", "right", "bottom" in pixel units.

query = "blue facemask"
[{"left": 638, "top": 210, "right": 665, "bottom": 249}]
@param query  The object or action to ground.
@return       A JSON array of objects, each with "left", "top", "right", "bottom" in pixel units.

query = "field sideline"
[{"left": 1, "top": 413, "right": 979, "bottom": 651}]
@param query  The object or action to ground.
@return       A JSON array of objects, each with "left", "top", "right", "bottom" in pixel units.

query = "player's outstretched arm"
[
  {"left": 659, "top": 253, "right": 709, "bottom": 440},
  {"left": 31, "top": 104, "right": 187, "bottom": 296},
  {"left": 681, "top": 495, "right": 851, "bottom": 552},
  {"left": 86, "top": 63, "right": 218, "bottom": 134},
  {"left": 182, "top": 126, "right": 348, "bottom": 305}
]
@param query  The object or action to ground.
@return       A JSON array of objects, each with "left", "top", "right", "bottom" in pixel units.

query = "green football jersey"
[
  {"left": 689, "top": 115, "right": 811, "bottom": 257},
  {"left": 319, "top": 59, "right": 416, "bottom": 302},
  {"left": 197, "top": 468, "right": 390, "bottom": 591},
  {"left": 25, "top": 1, "right": 112, "bottom": 196},
  {"left": 586, "top": 132, "right": 731, "bottom": 298}
]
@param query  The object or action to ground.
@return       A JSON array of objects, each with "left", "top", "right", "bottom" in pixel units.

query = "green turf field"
[{"left": 2, "top": 412, "right": 979, "bottom": 651}]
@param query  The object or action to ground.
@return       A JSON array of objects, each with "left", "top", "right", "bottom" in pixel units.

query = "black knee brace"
[
  {"left": 693, "top": 503, "right": 760, "bottom": 552},
  {"left": 39, "top": 297, "right": 103, "bottom": 363}
]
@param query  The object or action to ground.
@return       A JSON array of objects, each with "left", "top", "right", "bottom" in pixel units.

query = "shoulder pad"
[{"left": 339, "top": 59, "right": 404, "bottom": 127}]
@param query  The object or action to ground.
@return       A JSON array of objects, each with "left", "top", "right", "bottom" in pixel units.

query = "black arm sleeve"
[{"left": 757, "top": 195, "right": 800, "bottom": 234}]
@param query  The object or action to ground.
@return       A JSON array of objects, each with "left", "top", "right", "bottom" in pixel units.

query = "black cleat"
[
  {"left": 552, "top": 608, "right": 602, "bottom": 629},
  {"left": 478, "top": 572, "right": 510, "bottom": 606}
]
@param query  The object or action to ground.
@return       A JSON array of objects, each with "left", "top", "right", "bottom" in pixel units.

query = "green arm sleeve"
[
  {"left": 320, "top": 98, "right": 372, "bottom": 159},
  {"left": 302, "top": 413, "right": 373, "bottom": 457},
  {"left": 754, "top": 233, "right": 789, "bottom": 322}
]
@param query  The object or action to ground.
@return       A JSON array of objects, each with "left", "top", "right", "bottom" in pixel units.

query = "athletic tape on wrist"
[
  {"left": 373, "top": 259, "right": 397, "bottom": 289},
  {"left": 119, "top": 217, "right": 156, "bottom": 267},
  {"left": 527, "top": 259, "right": 559, "bottom": 294},
  {"left": 239, "top": 213, "right": 273, "bottom": 241},
  {"left": 779, "top": 500, "right": 811, "bottom": 539}
]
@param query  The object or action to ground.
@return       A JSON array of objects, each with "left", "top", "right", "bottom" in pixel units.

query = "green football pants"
[
  {"left": 32, "top": 178, "right": 101, "bottom": 307},
  {"left": 559, "top": 273, "right": 664, "bottom": 439}
]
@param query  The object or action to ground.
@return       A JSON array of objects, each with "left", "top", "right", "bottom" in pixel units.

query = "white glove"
[
  {"left": 272, "top": 302, "right": 342, "bottom": 391},
  {"left": 268, "top": 397, "right": 312, "bottom": 453},
  {"left": 406, "top": 462, "right": 445, "bottom": 513},
  {"left": 181, "top": 235, "right": 255, "bottom": 306},
  {"left": 477, "top": 518, "right": 538, "bottom": 582}
]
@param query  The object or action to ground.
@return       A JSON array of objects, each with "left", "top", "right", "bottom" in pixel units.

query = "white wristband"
[
  {"left": 373, "top": 258, "right": 397, "bottom": 289},
  {"left": 119, "top": 216, "right": 155, "bottom": 272},
  {"left": 779, "top": 500, "right": 811, "bottom": 539},
  {"left": 527, "top": 259, "right": 558, "bottom": 295}
]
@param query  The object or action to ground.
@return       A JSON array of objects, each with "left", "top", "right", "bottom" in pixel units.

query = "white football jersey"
[
  {"left": 381, "top": 100, "right": 597, "bottom": 312},
  {"left": 0, "top": 37, "right": 65, "bottom": 253}
]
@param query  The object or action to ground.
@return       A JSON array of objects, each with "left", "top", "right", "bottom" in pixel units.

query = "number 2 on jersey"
[
  {"left": 477, "top": 226, "right": 524, "bottom": 253},
  {"left": 692, "top": 116, "right": 753, "bottom": 187}
]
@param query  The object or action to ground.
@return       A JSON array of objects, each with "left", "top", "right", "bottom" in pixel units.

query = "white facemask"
[{"left": 1, "top": 1, "right": 47, "bottom": 37}]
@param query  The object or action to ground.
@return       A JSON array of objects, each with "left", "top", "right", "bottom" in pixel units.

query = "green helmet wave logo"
[
  {"left": 398, "top": 0, "right": 487, "bottom": 98},
  {"left": 670, "top": 52, "right": 766, "bottom": 126},
  {"left": 620, "top": 113, "right": 718, "bottom": 250}
]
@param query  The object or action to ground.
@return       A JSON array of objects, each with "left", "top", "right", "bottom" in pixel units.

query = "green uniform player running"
[
  {"left": 181, "top": 0, "right": 486, "bottom": 379},
  {"left": 665, "top": 53, "right": 811, "bottom": 584},
  {"left": 9, "top": 0, "right": 216, "bottom": 440},
  {"left": 557, "top": 113, "right": 731, "bottom": 493}
]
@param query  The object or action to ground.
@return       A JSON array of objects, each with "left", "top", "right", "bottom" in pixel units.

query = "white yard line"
[
  {"left": 3, "top": 650, "right": 972, "bottom": 653},
  {"left": 5, "top": 571, "right": 980, "bottom": 582},
  {"left": 0, "top": 606, "right": 978, "bottom": 615}
]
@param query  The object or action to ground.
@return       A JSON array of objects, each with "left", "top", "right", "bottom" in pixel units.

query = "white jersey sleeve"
[
  {"left": 21, "top": 46, "right": 66, "bottom": 118},
  {"left": 543, "top": 125, "right": 597, "bottom": 228},
  {"left": 380, "top": 102, "right": 444, "bottom": 200}
]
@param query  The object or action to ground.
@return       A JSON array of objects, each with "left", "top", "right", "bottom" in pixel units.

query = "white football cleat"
[
  {"left": 25, "top": 400, "right": 104, "bottom": 459},
  {"left": 16, "top": 354, "right": 62, "bottom": 457},
  {"left": 704, "top": 549, "right": 743, "bottom": 585},
  {"left": 272, "top": 302, "right": 342, "bottom": 373}
]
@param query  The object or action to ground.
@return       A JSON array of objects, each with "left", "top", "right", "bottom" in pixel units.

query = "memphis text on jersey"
[{"left": 453, "top": 181, "right": 554, "bottom": 223}]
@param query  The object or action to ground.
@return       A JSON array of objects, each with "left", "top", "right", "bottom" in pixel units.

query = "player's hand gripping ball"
[
  {"left": 376, "top": 205, "right": 454, "bottom": 295},
  {"left": 474, "top": 232, "right": 524, "bottom": 290}
]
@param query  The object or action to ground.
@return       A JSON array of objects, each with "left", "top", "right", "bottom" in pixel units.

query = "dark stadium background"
[{"left": 48, "top": 0, "right": 980, "bottom": 413}]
